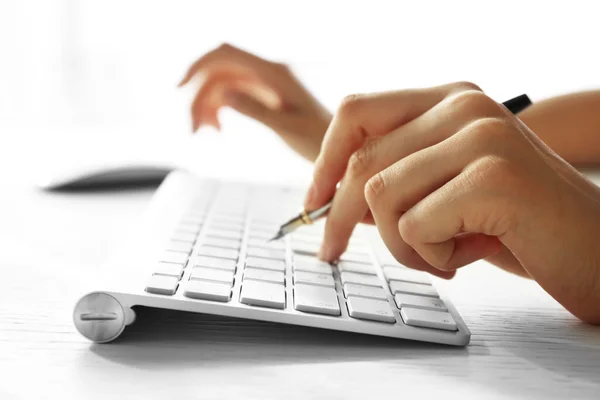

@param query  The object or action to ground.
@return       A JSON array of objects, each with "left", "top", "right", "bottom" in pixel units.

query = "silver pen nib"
[
  {"left": 267, "top": 201, "right": 333, "bottom": 243},
  {"left": 268, "top": 230, "right": 285, "bottom": 242}
]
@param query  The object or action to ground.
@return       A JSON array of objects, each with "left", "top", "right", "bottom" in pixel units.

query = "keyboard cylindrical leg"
[{"left": 73, "top": 292, "right": 135, "bottom": 343}]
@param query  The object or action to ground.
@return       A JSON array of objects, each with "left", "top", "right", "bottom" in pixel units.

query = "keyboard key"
[
  {"left": 400, "top": 308, "right": 457, "bottom": 331},
  {"left": 240, "top": 280, "right": 286, "bottom": 309},
  {"left": 247, "top": 238, "right": 285, "bottom": 250},
  {"left": 248, "top": 225, "right": 277, "bottom": 235},
  {"left": 146, "top": 274, "right": 179, "bottom": 295},
  {"left": 160, "top": 251, "right": 188, "bottom": 266},
  {"left": 294, "top": 284, "right": 340, "bottom": 316},
  {"left": 381, "top": 263, "right": 406, "bottom": 269},
  {"left": 172, "top": 232, "right": 197, "bottom": 244},
  {"left": 246, "top": 247, "right": 285, "bottom": 260},
  {"left": 209, "top": 222, "right": 243, "bottom": 232},
  {"left": 206, "top": 228, "right": 244, "bottom": 241},
  {"left": 166, "top": 241, "right": 193, "bottom": 254},
  {"left": 383, "top": 267, "right": 431, "bottom": 285},
  {"left": 389, "top": 281, "right": 438, "bottom": 298},
  {"left": 184, "top": 280, "right": 231, "bottom": 302},
  {"left": 153, "top": 262, "right": 184, "bottom": 278},
  {"left": 245, "top": 257, "right": 285, "bottom": 272},
  {"left": 340, "top": 272, "right": 383, "bottom": 288},
  {"left": 248, "top": 230, "right": 274, "bottom": 240},
  {"left": 244, "top": 267, "right": 285, "bottom": 284},
  {"left": 248, "top": 219, "right": 279, "bottom": 228},
  {"left": 291, "top": 241, "right": 320, "bottom": 255},
  {"left": 211, "top": 213, "right": 246, "bottom": 224},
  {"left": 343, "top": 283, "right": 388, "bottom": 300},
  {"left": 293, "top": 255, "right": 332, "bottom": 274},
  {"left": 339, "top": 252, "right": 372, "bottom": 264},
  {"left": 177, "top": 223, "right": 202, "bottom": 235},
  {"left": 179, "top": 217, "right": 202, "bottom": 227},
  {"left": 347, "top": 296, "right": 395, "bottom": 323},
  {"left": 294, "top": 271, "right": 335, "bottom": 288},
  {"left": 197, "top": 245, "right": 239, "bottom": 260},
  {"left": 291, "top": 233, "right": 322, "bottom": 244},
  {"left": 394, "top": 293, "right": 447, "bottom": 312},
  {"left": 337, "top": 261, "right": 376, "bottom": 275},
  {"left": 195, "top": 256, "right": 237, "bottom": 271},
  {"left": 181, "top": 214, "right": 205, "bottom": 225},
  {"left": 202, "top": 237, "right": 240, "bottom": 250},
  {"left": 190, "top": 267, "right": 235, "bottom": 284},
  {"left": 346, "top": 243, "right": 370, "bottom": 254}
]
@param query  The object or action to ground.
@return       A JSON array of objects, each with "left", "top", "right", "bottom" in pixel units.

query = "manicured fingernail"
[{"left": 305, "top": 182, "right": 317, "bottom": 207}]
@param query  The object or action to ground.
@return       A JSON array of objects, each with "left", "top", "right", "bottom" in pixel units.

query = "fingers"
[
  {"left": 364, "top": 163, "right": 458, "bottom": 279},
  {"left": 189, "top": 71, "right": 238, "bottom": 131},
  {"left": 319, "top": 90, "right": 501, "bottom": 261},
  {"left": 305, "top": 82, "right": 480, "bottom": 210},
  {"left": 224, "top": 91, "right": 288, "bottom": 129},
  {"left": 398, "top": 176, "right": 503, "bottom": 271},
  {"left": 179, "top": 43, "right": 273, "bottom": 87},
  {"left": 367, "top": 118, "right": 512, "bottom": 272},
  {"left": 189, "top": 70, "right": 281, "bottom": 131}
]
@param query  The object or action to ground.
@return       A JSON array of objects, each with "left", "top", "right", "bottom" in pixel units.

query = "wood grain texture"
[{"left": 1, "top": 181, "right": 599, "bottom": 400}]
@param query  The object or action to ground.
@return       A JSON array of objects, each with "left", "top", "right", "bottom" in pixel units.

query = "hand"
[
  {"left": 179, "top": 43, "right": 331, "bottom": 161},
  {"left": 305, "top": 82, "right": 600, "bottom": 323}
]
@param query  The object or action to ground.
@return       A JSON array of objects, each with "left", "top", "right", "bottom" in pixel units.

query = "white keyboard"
[{"left": 73, "top": 171, "right": 470, "bottom": 346}]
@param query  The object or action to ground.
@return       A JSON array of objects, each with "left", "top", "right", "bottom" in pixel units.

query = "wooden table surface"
[{"left": 1, "top": 177, "right": 599, "bottom": 400}]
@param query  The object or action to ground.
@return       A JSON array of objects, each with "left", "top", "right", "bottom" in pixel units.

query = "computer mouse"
[{"left": 37, "top": 163, "right": 175, "bottom": 190}]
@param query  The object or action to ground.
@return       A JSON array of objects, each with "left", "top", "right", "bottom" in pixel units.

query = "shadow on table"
[
  {"left": 42, "top": 180, "right": 162, "bottom": 193},
  {"left": 90, "top": 307, "right": 471, "bottom": 369}
]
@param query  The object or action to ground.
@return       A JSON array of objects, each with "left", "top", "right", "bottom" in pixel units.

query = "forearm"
[{"left": 518, "top": 90, "right": 600, "bottom": 164}]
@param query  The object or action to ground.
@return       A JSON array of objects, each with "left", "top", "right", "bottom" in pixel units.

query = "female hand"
[
  {"left": 305, "top": 82, "right": 600, "bottom": 323},
  {"left": 179, "top": 43, "right": 331, "bottom": 161}
]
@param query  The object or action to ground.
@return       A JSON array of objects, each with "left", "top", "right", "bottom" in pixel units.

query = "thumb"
[{"left": 224, "top": 91, "right": 283, "bottom": 128}]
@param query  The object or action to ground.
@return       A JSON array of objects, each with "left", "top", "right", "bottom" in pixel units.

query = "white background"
[
  {"left": 0, "top": 0, "right": 599, "bottom": 185},
  {"left": 1, "top": 3, "right": 600, "bottom": 399}
]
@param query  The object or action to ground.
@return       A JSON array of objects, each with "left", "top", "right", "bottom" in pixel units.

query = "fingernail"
[
  {"left": 318, "top": 243, "right": 336, "bottom": 262},
  {"left": 305, "top": 182, "right": 317, "bottom": 207},
  {"left": 317, "top": 245, "right": 330, "bottom": 261}
]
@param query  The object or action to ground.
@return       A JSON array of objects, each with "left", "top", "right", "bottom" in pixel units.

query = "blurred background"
[{"left": 0, "top": 0, "right": 599, "bottom": 185}]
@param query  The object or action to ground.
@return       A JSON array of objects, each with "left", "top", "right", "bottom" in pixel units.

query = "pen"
[{"left": 269, "top": 93, "right": 533, "bottom": 242}]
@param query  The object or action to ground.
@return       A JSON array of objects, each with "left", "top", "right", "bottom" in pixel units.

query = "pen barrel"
[{"left": 307, "top": 202, "right": 332, "bottom": 222}]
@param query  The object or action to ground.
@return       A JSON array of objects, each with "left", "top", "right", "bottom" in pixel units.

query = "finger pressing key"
[{"left": 311, "top": 84, "right": 481, "bottom": 261}]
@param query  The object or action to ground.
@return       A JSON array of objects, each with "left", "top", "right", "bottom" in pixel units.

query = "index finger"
[
  {"left": 179, "top": 43, "right": 274, "bottom": 87},
  {"left": 305, "top": 82, "right": 476, "bottom": 210}
]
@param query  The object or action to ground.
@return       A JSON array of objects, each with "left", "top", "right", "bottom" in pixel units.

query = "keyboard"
[{"left": 73, "top": 170, "right": 470, "bottom": 346}]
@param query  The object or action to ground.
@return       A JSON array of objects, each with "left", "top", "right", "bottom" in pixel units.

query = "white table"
[{"left": 1, "top": 165, "right": 600, "bottom": 400}]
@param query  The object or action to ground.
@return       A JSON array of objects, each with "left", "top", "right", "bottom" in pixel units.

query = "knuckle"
[
  {"left": 347, "top": 141, "right": 377, "bottom": 179},
  {"left": 467, "top": 117, "right": 509, "bottom": 145},
  {"left": 448, "top": 90, "right": 499, "bottom": 116},
  {"left": 462, "top": 156, "right": 521, "bottom": 235},
  {"left": 216, "top": 42, "right": 233, "bottom": 51},
  {"left": 397, "top": 215, "right": 419, "bottom": 246},
  {"left": 312, "top": 162, "right": 328, "bottom": 185},
  {"left": 271, "top": 61, "right": 290, "bottom": 72},
  {"left": 338, "top": 93, "right": 367, "bottom": 117},
  {"left": 364, "top": 172, "right": 386, "bottom": 206},
  {"left": 452, "top": 80, "right": 483, "bottom": 92}
]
